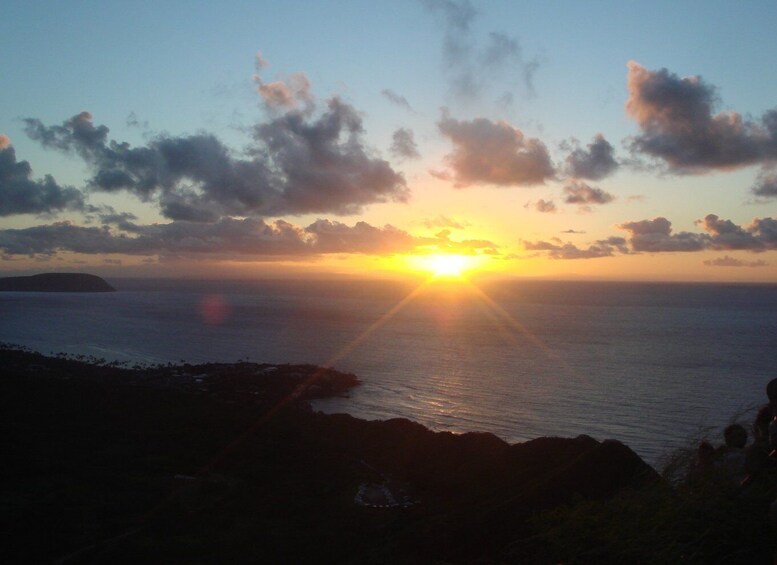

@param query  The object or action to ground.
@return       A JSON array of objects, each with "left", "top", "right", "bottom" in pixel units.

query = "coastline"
[
  {"left": 4, "top": 280, "right": 775, "bottom": 468},
  {"left": 1, "top": 344, "right": 660, "bottom": 563}
]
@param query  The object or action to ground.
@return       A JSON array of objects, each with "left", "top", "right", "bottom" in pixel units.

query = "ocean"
[{"left": 2, "top": 277, "right": 776, "bottom": 466}]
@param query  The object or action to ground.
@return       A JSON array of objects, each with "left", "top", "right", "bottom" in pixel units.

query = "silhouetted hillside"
[
  {"left": 0, "top": 346, "right": 664, "bottom": 563},
  {"left": 0, "top": 273, "right": 115, "bottom": 292}
]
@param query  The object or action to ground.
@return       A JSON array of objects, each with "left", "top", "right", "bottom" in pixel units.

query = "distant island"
[{"left": 0, "top": 273, "right": 115, "bottom": 292}]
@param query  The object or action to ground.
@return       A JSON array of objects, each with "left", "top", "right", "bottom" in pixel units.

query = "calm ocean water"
[{"left": 2, "top": 277, "right": 776, "bottom": 465}]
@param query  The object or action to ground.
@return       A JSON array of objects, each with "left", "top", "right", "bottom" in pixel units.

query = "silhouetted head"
[
  {"left": 724, "top": 424, "right": 747, "bottom": 449},
  {"left": 767, "top": 378, "right": 777, "bottom": 403},
  {"left": 697, "top": 441, "right": 716, "bottom": 465}
]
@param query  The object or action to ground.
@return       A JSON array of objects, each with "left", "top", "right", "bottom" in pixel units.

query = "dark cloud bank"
[
  {"left": 1, "top": 90, "right": 468, "bottom": 261},
  {"left": 1, "top": 86, "right": 505, "bottom": 261},
  {"left": 0, "top": 218, "right": 497, "bottom": 259},
  {"left": 22, "top": 102, "right": 409, "bottom": 221}
]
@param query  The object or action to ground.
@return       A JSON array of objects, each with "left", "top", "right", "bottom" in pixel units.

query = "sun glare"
[{"left": 418, "top": 254, "right": 475, "bottom": 278}]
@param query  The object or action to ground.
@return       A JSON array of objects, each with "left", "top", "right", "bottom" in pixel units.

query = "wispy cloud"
[
  {"left": 422, "top": 215, "right": 468, "bottom": 230},
  {"left": 382, "top": 89, "right": 415, "bottom": 113},
  {"left": 703, "top": 255, "right": 768, "bottom": 268},
  {"left": 421, "top": 0, "right": 538, "bottom": 102}
]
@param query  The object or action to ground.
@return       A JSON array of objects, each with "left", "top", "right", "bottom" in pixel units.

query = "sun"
[{"left": 417, "top": 254, "right": 476, "bottom": 278}]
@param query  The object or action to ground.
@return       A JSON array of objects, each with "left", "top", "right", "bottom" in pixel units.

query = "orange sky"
[{"left": 2, "top": 3, "right": 777, "bottom": 282}]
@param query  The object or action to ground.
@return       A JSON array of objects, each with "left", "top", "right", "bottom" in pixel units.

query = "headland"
[
  {"left": 0, "top": 273, "right": 116, "bottom": 292},
  {"left": 2, "top": 344, "right": 774, "bottom": 563}
]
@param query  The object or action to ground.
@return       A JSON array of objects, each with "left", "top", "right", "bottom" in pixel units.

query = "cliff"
[{"left": 0, "top": 272, "right": 115, "bottom": 292}]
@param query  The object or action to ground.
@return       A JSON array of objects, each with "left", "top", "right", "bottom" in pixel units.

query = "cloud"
[
  {"left": 252, "top": 53, "right": 313, "bottom": 112},
  {"left": 421, "top": 0, "right": 477, "bottom": 73},
  {"left": 563, "top": 181, "right": 615, "bottom": 206},
  {"left": 523, "top": 236, "right": 627, "bottom": 259},
  {"left": 254, "top": 51, "right": 270, "bottom": 70},
  {"left": 480, "top": 32, "right": 539, "bottom": 97},
  {"left": 381, "top": 89, "right": 414, "bottom": 112},
  {"left": 256, "top": 73, "right": 313, "bottom": 111},
  {"left": 697, "top": 214, "right": 764, "bottom": 251},
  {"left": 0, "top": 217, "right": 496, "bottom": 259},
  {"left": 563, "top": 134, "right": 619, "bottom": 180},
  {"left": 422, "top": 215, "right": 468, "bottom": 229},
  {"left": 98, "top": 210, "right": 138, "bottom": 229},
  {"left": 0, "top": 219, "right": 327, "bottom": 257},
  {"left": 23, "top": 112, "right": 110, "bottom": 159},
  {"left": 616, "top": 214, "right": 777, "bottom": 253},
  {"left": 428, "top": 228, "right": 499, "bottom": 254},
  {"left": 23, "top": 102, "right": 409, "bottom": 220},
  {"left": 0, "top": 138, "right": 86, "bottom": 217},
  {"left": 126, "top": 112, "right": 148, "bottom": 130},
  {"left": 428, "top": 169, "right": 454, "bottom": 182},
  {"left": 0, "top": 222, "right": 141, "bottom": 255},
  {"left": 523, "top": 212, "right": 777, "bottom": 261},
  {"left": 437, "top": 114, "right": 555, "bottom": 186},
  {"left": 534, "top": 199, "right": 556, "bottom": 213},
  {"left": 703, "top": 255, "right": 767, "bottom": 268},
  {"left": 752, "top": 167, "right": 777, "bottom": 199},
  {"left": 305, "top": 219, "right": 418, "bottom": 254},
  {"left": 743, "top": 217, "right": 777, "bottom": 248},
  {"left": 617, "top": 217, "right": 708, "bottom": 252},
  {"left": 626, "top": 61, "right": 777, "bottom": 172},
  {"left": 421, "top": 0, "right": 537, "bottom": 102},
  {"left": 561, "top": 229, "right": 585, "bottom": 234},
  {"left": 390, "top": 128, "right": 421, "bottom": 160}
]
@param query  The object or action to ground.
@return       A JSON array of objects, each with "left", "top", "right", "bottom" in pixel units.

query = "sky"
[{"left": 2, "top": 0, "right": 777, "bottom": 282}]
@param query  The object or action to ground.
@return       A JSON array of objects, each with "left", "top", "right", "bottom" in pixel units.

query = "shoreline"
[{"left": 1, "top": 344, "right": 662, "bottom": 563}]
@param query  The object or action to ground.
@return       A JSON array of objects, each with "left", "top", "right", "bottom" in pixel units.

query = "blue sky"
[{"left": 2, "top": 0, "right": 777, "bottom": 280}]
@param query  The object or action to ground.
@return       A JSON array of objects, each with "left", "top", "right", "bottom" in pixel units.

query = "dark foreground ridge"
[
  {"left": 0, "top": 272, "right": 116, "bottom": 292},
  {"left": 6, "top": 345, "right": 772, "bottom": 563}
]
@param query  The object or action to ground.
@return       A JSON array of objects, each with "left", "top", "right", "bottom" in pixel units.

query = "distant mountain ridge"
[{"left": 0, "top": 273, "right": 116, "bottom": 292}]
